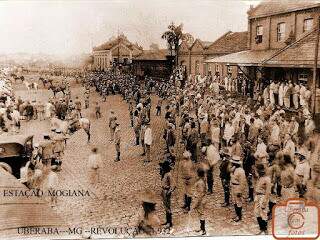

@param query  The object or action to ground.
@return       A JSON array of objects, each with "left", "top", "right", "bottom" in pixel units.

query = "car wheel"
[{"left": 0, "top": 162, "right": 12, "bottom": 174}]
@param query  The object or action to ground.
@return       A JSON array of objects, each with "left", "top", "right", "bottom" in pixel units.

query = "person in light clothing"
[
  {"left": 254, "top": 164, "right": 271, "bottom": 235},
  {"left": 294, "top": 151, "right": 310, "bottom": 198},
  {"left": 144, "top": 122, "right": 152, "bottom": 164},
  {"left": 88, "top": 147, "right": 102, "bottom": 184},
  {"left": 46, "top": 167, "right": 59, "bottom": 206},
  {"left": 229, "top": 156, "right": 246, "bottom": 222}
]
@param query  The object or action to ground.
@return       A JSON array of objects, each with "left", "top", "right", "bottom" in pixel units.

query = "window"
[
  {"left": 227, "top": 66, "right": 232, "bottom": 74},
  {"left": 277, "top": 22, "right": 286, "bottom": 42},
  {"left": 298, "top": 72, "right": 309, "bottom": 84},
  {"left": 215, "top": 64, "right": 220, "bottom": 73},
  {"left": 256, "top": 25, "right": 263, "bottom": 44},
  {"left": 303, "top": 18, "right": 313, "bottom": 32},
  {"left": 195, "top": 60, "right": 200, "bottom": 74}
]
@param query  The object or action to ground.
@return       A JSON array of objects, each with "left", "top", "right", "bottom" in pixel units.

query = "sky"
[{"left": 0, "top": 0, "right": 260, "bottom": 57}]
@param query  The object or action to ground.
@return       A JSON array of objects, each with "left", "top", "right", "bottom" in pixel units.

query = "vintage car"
[{"left": 0, "top": 134, "right": 33, "bottom": 178}]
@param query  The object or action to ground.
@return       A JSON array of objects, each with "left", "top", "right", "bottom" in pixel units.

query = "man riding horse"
[{"left": 39, "top": 76, "right": 54, "bottom": 87}]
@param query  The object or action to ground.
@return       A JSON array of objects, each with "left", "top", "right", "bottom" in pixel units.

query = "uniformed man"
[
  {"left": 193, "top": 168, "right": 207, "bottom": 235},
  {"left": 229, "top": 155, "right": 246, "bottom": 222},
  {"left": 39, "top": 133, "right": 54, "bottom": 172},
  {"left": 254, "top": 164, "right": 272, "bottom": 235},
  {"left": 114, "top": 123, "right": 121, "bottom": 162},
  {"left": 180, "top": 151, "right": 194, "bottom": 212},
  {"left": 160, "top": 161, "right": 175, "bottom": 230},
  {"left": 109, "top": 110, "right": 117, "bottom": 141},
  {"left": 220, "top": 147, "right": 231, "bottom": 207}
]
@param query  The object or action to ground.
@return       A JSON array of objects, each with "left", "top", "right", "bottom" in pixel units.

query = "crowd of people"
[
  {"left": 86, "top": 67, "right": 319, "bottom": 236},
  {"left": 1, "top": 65, "right": 319, "bottom": 236}
]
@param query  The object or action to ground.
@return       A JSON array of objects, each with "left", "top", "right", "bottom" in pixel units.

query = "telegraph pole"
[{"left": 312, "top": 17, "right": 320, "bottom": 117}]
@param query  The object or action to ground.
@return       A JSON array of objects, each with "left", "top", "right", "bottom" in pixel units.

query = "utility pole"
[
  {"left": 312, "top": 17, "right": 320, "bottom": 117},
  {"left": 117, "top": 27, "right": 120, "bottom": 65}
]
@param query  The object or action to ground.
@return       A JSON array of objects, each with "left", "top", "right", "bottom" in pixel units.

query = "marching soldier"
[
  {"left": 180, "top": 151, "right": 194, "bottom": 212},
  {"left": 254, "top": 164, "right": 272, "bottom": 235},
  {"left": 193, "top": 168, "right": 207, "bottom": 235},
  {"left": 229, "top": 155, "right": 246, "bottom": 222},
  {"left": 114, "top": 123, "right": 121, "bottom": 162},
  {"left": 160, "top": 161, "right": 175, "bottom": 230}
]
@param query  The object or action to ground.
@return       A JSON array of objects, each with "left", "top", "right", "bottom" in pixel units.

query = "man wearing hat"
[
  {"left": 160, "top": 161, "right": 175, "bottom": 230},
  {"left": 39, "top": 133, "right": 54, "bottom": 171},
  {"left": 220, "top": 147, "right": 231, "bottom": 207},
  {"left": 254, "top": 164, "right": 272, "bottom": 235},
  {"left": 193, "top": 168, "right": 207, "bottom": 235},
  {"left": 294, "top": 150, "right": 310, "bottom": 198},
  {"left": 114, "top": 123, "right": 121, "bottom": 162},
  {"left": 180, "top": 151, "right": 194, "bottom": 212},
  {"left": 229, "top": 155, "right": 246, "bottom": 222},
  {"left": 137, "top": 190, "right": 160, "bottom": 236},
  {"left": 108, "top": 110, "right": 117, "bottom": 142}
]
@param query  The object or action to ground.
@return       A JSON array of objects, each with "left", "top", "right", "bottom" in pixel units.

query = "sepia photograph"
[{"left": 0, "top": 0, "right": 319, "bottom": 239}]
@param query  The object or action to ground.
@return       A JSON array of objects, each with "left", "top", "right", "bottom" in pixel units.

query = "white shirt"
[
  {"left": 47, "top": 171, "right": 59, "bottom": 189},
  {"left": 144, "top": 127, "right": 152, "bottom": 145},
  {"left": 206, "top": 144, "right": 220, "bottom": 166},
  {"left": 88, "top": 153, "right": 102, "bottom": 169}
]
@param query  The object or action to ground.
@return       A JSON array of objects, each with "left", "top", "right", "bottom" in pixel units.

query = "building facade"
[
  {"left": 179, "top": 31, "right": 248, "bottom": 79},
  {"left": 92, "top": 34, "right": 143, "bottom": 71}
]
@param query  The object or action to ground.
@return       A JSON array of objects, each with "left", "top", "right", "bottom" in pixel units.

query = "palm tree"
[{"left": 162, "top": 22, "right": 184, "bottom": 66}]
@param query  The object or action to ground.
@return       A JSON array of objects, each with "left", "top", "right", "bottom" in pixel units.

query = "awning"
[{"left": 205, "top": 49, "right": 277, "bottom": 66}]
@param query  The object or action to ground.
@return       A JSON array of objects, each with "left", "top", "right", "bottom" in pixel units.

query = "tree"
[{"left": 162, "top": 22, "right": 184, "bottom": 66}]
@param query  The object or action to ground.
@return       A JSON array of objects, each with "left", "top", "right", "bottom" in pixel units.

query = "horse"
[
  {"left": 48, "top": 84, "right": 66, "bottom": 97},
  {"left": 39, "top": 77, "right": 53, "bottom": 88},
  {"left": 51, "top": 117, "right": 91, "bottom": 143},
  {"left": 24, "top": 81, "right": 38, "bottom": 90},
  {"left": 11, "top": 74, "right": 24, "bottom": 83}
]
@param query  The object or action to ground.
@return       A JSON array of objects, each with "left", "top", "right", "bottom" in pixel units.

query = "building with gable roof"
[
  {"left": 206, "top": 0, "right": 320, "bottom": 121},
  {"left": 92, "top": 34, "right": 143, "bottom": 71},
  {"left": 178, "top": 31, "right": 248, "bottom": 77}
]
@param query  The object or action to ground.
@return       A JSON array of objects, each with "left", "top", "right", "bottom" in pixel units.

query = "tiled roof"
[
  {"left": 93, "top": 35, "right": 142, "bottom": 51},
  {"left": 205, "top": 49, "right": 277, "bottom": 66},
  {"left": 263, "top": 29, "right": 320, "bottom": 67},
  {"left": 134, "top": 49, "right": 169, "bottom": 61},
  {"left": 207, "top": 31, "right": 249, "bottom": 55},
  {"left": 248, "top": 0, "right": 320, "bottom": 19}
]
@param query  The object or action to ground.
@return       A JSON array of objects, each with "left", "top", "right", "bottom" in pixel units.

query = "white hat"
[
  {"left": 201, "top": 146, "right": 207, "bottom": 153},
  {"left": 183, "top": 151, "right": 191, "bottom": 159}
]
